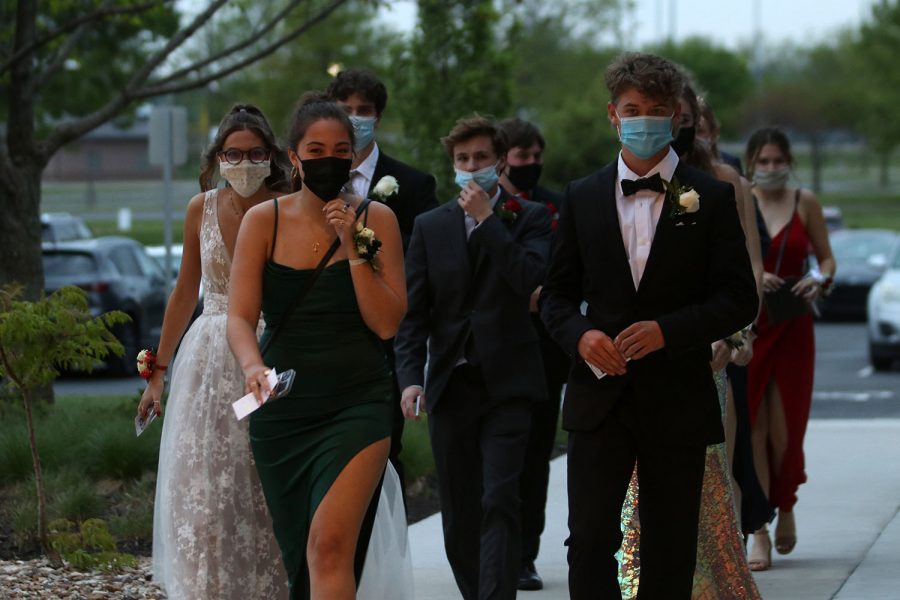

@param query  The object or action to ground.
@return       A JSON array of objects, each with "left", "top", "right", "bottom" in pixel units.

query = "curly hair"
[
  {"left": 198, "top": 104, "right": 290, "bottom": 193},
  {"left": 441, "top": 114, "right": 508, "bottom": 160},
  {"left": 325, "top": 68, "right": 388, "bottom": 117},
  {"left": 497, "top": 118, "right": 545, "bottom": 151},
  {"left": 605, "top": 52, "right": 685, "bottom": 107}
]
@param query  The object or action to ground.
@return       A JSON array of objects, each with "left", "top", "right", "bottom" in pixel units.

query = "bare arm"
[
  {"left": 226, "top": 202, "right": 273, "bottom": 402},
  {"left": 345, "top": 202, "right": 407, "bottom": 339},
  {"left": 137, "top": 193, "right": 204, "bottom": 418},
  {"left": 790, "top": 189, "right": 836, "bottom": 301}
]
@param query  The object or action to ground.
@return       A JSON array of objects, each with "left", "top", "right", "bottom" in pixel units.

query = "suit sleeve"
[
  {"left": 469, "top": 202, "right": 552, "bottom": 296},
  {"left": 394, "top": 216, "right": 430, "bottom": 390},
  {"left": 656, "top": 183, "right": 759, "bottom": 355},
  {"left": 539, "top": 185, "right": 595, "bottom": 358}
]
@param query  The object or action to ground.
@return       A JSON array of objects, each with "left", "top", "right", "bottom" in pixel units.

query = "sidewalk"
[{"left": 408, "top": 419, "right": 900, "bottom": 599}]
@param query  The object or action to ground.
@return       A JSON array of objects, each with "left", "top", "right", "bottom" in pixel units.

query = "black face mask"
[
  {"left": 671, "top": 125, "right": 696, "bottom": 157},
  {"left": 506, "top": 163, "right": 543, "bottom": 193},
  {"left": 300, "top": 156, "right": 352, "bottom": 201}
]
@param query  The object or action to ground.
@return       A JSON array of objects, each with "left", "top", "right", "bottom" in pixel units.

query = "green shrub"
[
  {"left": 49, "top": 518, "right": 137, "bottom": 571},
  {"left": 399, "top": 418, "right": 435, "bottom": 482},
  {"left": 0, "top": 432, "right": 32, "bottom": 485},
  {"left": 85, "top": 424, "right": 158, "bottom": 480},
  {"left": 54, "top": 479, "right": 104, "bottom": 523},
  {"left": 108, "top": 473, "right": 156, "bottom": 542}
]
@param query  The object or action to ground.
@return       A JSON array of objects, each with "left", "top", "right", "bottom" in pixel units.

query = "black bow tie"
[{"left": 621, "top": 173, "right": 665, "bottom": 197}]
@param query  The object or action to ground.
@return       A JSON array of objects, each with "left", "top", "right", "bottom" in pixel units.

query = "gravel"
[{"left": 0, "top": 558, "right": 165, "bottom": 599}]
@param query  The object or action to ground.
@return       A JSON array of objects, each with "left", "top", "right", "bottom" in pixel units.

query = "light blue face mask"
[
  {"left": 349, "top": 115, "right": 377, "bottom": 152},
  {"left": 455, "top": 163, "right": 500, "bottom": 192},
  {"left": 617, "top": 112, "right": 674, "bottom": 160}
]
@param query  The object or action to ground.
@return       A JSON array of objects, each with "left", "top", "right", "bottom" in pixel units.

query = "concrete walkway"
[{"left": 408, "top": 419, "right": 900, "bottom": 599}]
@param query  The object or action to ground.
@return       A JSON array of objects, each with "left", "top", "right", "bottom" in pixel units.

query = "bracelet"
[{"left": 349, "top": 258, "right": 367, "bottom": 266}]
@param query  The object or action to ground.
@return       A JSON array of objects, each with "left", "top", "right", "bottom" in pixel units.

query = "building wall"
[{"left": 44, "top": 139, "right": 163, "bottom": 181}]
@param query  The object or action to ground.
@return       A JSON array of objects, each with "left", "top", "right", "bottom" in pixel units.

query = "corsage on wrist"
[
  {"left": 724, "top": 327, "right": 752, "bottom": 351},
  {"left": 352, "top": 223, "right": 383, "bottom": 270},
  {"left": 136, "top": 348, "right": 167, "bottom": 380}
]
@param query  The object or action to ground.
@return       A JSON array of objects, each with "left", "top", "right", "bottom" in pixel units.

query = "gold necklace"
[{"left": 229, "top": 189, "right": 245, "bottom": 219}]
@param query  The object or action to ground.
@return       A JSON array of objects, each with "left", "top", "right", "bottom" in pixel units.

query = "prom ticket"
[
  {"left": 232, "top": 369, "right": 279, "bottom": 420},
  {"left": 586, "top": 357, "right": 631, "bottom": 380}
]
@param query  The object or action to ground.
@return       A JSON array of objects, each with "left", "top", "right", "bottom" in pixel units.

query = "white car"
[
  {"left": 146, "top": 244, "right": 204, "bottom": 318},
  {"left": 868, "top": 248, "right": 900, "bottom": 371}
]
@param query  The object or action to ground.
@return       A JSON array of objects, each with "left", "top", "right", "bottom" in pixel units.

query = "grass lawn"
[
  {"left": 86, "top": 219, "right": 184, "bottom": 247},
  {"left": 818, "top": 190, "right": 900, "bottom": 230}
]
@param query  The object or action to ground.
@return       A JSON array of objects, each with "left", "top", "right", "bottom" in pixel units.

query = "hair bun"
[
  {"left": 296, "top": 91, "right": 332, "bottom": 111},
  {"left": 229, "top": 103, "right": 264, "bottom": 117}
]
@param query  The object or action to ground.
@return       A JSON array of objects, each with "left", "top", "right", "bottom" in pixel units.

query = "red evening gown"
[{"left": 746, "top": 205, "right": 815, "bottom": 512}]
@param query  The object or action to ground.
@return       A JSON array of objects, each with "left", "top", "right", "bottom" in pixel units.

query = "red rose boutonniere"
[
  {"left": 545, "top": 201, "right": 559, "bottom": 232},
  {"left": 496, "top": 198, "right": 521, "bottom": 224}
]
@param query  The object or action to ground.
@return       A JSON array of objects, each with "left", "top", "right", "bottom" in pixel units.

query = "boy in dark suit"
[
  {"left": 540, "top": 53, "right": 758, "bottom": 599},
  {"left": 395, "top": 115, "right": 552, "bottom": 600}
]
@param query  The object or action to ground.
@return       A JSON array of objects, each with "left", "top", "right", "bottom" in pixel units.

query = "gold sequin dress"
[{"left": 618, "top": 371, "right": 762, "bottom": 599}]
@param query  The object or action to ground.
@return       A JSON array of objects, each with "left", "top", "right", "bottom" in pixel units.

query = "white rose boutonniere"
[
  {"left": 662, "top": 176, "right": 700, "bottom": 217},
  {"left": 370, "top": 175, "right": 399, "bottom": 203}
]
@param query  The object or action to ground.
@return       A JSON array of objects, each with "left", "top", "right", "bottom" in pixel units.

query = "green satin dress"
[{"left": 249, "top": 199, "right": 393, "bottom": 600}]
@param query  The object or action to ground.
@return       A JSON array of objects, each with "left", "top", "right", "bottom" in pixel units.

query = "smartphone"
[
  {"left": 414, "top": 395, "right": 421, "bottom": 417},
  {"left": 269, "top": 369, "right": 296, "bottom": 400}
]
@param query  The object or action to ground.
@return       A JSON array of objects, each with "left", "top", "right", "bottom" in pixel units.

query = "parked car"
[
  {"left": 146, "top": 244, "right": 203, "bottom": 318},
  {"left": 868, "top": 246, "right": 900, "bottom": 371},
  {"left": 822, "top": 206, "right": 845, "bottom": 232},
  {"left": 41, "top": 212, "right": 92, "bottom": 243},
  {"left": 818, "top": 229, "right": 899, "bottom": 321},
  {"left": 42, "top": 237, "right": 168, "bottom": 374}
]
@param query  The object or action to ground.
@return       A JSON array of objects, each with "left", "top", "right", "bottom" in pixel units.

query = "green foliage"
[
  {"left": 399, "top": 416, "right": 434, "bottom": 481},
  {"left": 649, "top": 37, "right": 754, "bottom": 137},
  {"left": 49, "top": 518, "right": 137, "bottom": 571},
  {"left": 390, "top": 0, "right": 515, "bottom": 199},
  {"left": 0, "top": 285, "right": 129, "bottom": 388}
]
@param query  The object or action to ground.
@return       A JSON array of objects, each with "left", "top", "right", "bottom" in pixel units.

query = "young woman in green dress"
[{"left": 227, "top": 93, "right": 407, "bottom": 600}]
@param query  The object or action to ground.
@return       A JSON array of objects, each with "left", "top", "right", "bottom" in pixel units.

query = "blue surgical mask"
[
  {"left": 349, "top": 115, "right": 376, "bottom": 152},
  {"left": 455, "top": 163, "right": 500, "bottom": 192},
  {"left": 617, "top": 112, "right": 675, "bottom": 159}
]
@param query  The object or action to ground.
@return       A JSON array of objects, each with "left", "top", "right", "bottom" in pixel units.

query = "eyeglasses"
[{"left": 218, "top": 147, "right": 270, "bottom": 165}]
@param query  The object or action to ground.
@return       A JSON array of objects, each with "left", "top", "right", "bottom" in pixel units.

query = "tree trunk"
[
  {"left": 0, "top": 163, "right": 45, "bottom": 301},
  {"left": 21, "top": 386, "right": 61, "bottom": 566}
]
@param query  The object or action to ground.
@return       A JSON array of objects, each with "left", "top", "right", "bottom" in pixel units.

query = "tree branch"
[
  {"left": 136, "top": 0, "right": 349, "bottom": 99},
  {"left": 30, "top": 23, "right": 89, "bottom": 94},
  {"left": 39, "top": 0, "right": 230, "bottom": 159},
  {"left": 153, "top": 0, "right": 309, "bottom": 87},
  {"left": 0, "top": 0, "right": 172, "bottom": 76}
]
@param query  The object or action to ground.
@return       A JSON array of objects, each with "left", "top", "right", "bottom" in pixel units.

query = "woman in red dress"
[{"left": 745, "top": 127, "right": 836, "bottom": 571}]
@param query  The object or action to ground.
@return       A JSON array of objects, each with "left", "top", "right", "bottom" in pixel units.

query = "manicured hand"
[
  {"left": 137, "top": 376, "right": 163, "bottom": 419},
  {"left": 578, "top": 330, "right": 627, "bottom": 376},
  {"left": 457, "top": 181, "right": 493, "bottom": 223},
  {"left": 401, "top": 385, "right": 426, "bottom": 421},
  {"left": 762, "top": 272, "right": 785, "bottom": 293},
  {"left": 323, "top": 199, "right": 357, "bottom": 245},
  {"left": 243, "top": 364, "right": 272, "bottom": 405},
  {"left": 615, "top": 321, "right": 665, "bottom": 361},
  {"left": 791, "top": 276, "right": 821, "bottom": 301}
]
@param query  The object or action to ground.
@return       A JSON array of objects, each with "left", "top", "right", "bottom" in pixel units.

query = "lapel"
[
  {"left": 369, "top": 153, "right": 388, "bottom": 199},
  {"left": 595, "top": 164, "right": 637, "bottom": 297},
  {"left": 471, "top": 188, "right": 511, "bottom": 277},
  {"left": 637, "top": 162, "right": 687, "bottom": 294}
]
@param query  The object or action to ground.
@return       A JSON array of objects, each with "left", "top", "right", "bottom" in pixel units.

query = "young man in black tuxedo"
[
  {"left": 539, "top": 53, "right": 758, "bottom": 600},
  {"left": 395, "top": 116, "right": 552, "bottom": 600},
  {"left": 326, "top": 68, "right": 438, "bottom": 501},
  {"left": 497, "top": 117, "right": 568, "bottom": 592}
]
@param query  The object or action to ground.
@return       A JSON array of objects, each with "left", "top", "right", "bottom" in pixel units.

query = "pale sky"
[{"left": 378, "top": 0, "right": 877, "bottom": 50}]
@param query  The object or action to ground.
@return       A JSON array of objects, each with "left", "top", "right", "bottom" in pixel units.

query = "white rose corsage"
[
  {"left": 353, "top": 222, "right": 383, "bottom": 270},
  {"left": 663, "top": 176, "right": 700, "bottom": 217},
  {"left": 370, "top": 175, "right": 399, "bottom": 203}
]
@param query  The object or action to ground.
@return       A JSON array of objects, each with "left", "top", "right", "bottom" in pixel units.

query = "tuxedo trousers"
[
  {"left": 429, "top": 364, "right": 531, "bottom": 600},
  {"left": 520, "top": 316, "right": 569, "bottom": 566},
  {"left": 567, "top": 385, "right": 706, "bottom": 600}
]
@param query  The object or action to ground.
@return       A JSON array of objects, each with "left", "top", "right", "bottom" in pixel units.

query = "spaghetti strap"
[
  {"left": 361, "top": 199, "right": 372, "bottom": 227},
  {"left": 270, "top": 198, "right": 279, "bottom": 262},
  {"left": 793, "top": 188, "right": 800, "bottom": 211}
]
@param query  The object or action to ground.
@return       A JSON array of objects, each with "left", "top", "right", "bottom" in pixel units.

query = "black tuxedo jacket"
[
  {"left": 370, "top": 152, "right": 438, "bottom": 253},
  {"left": 395, "top": 189, "right": 553, "bottom": 413},
  {"left": 539, "top": 161, "right": 758, "bottom": 445},
  {"left": 530, "top": 184, "right": 563, "bottom": 209}
]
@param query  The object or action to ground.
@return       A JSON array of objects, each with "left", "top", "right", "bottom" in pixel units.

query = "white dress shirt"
[
  {"left": 465, "top": 188, "right": 502, "bottom": 239},
  {"left": 349, "top": 143, "right": 380, "bottom": 199},
  {"left": 616, "top": 147, "right": 679, "bottom": 289}
]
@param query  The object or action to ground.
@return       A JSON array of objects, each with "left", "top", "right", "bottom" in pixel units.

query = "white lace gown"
[{"left": 152, "top": 190, "right": 288, "bottom": 599}]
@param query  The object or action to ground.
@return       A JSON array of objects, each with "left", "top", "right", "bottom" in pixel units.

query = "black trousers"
[
  {"left": 567, "top": 389, "right": 706, "bottom": 600},
  {"left": 429, "top": 364, "right": 531, "bottom": 600},
  {"left": 519, "top": 318, "right": 569, "bottom": 566}
]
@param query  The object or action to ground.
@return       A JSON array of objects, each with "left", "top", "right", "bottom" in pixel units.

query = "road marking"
[
  {"left": 857, "top": 365, "right": 874, "bottom": 378},
  {"left": 813, "top": 390, "right": 895, "bottom": 402}
]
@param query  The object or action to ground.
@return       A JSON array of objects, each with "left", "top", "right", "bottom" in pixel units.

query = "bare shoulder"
[
  {"left": 185, "top": 191, "right": 208, "bottom": 219},
  {"left": 714, "top": 162, "right": 741, "bottom": 186},
  {"left": 243, "top": 198, "right": 277, "bottom": 233},
  {"left": 797, "top": 187, "right": 824, "bottom": 214},
  {"left": 365, "top": 199, "right": 400, "bottom": 228}
]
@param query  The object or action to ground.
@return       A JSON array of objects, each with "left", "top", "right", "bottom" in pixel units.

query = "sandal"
[
  {"left": 748, "top": 528, "right": 772, "bottom": 571},
  {"left": 775, "top": 510, "right": 797, "bottom": 555}
]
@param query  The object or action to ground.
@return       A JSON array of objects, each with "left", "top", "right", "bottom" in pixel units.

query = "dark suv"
[{"left": 42, "top": 237, "right": 168, "bottom": 374}]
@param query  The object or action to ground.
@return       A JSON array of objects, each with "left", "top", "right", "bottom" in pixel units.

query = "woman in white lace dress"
[{"left": 137, "top": 105, "right": 291, "bottom": 599}]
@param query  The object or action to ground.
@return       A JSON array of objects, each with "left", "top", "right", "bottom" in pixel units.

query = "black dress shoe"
[{"left": 517, "top": 563, "right": 543, "bottom": 591}]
